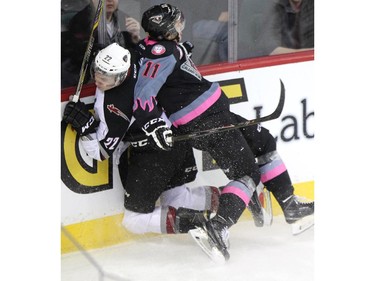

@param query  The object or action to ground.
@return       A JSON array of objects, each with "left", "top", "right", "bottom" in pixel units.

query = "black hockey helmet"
[{"left": 141, "top": 3, "right": 185, "bottom": 41}]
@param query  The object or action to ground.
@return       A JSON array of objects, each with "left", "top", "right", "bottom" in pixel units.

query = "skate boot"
[
  {"left": 189, "top": 215, "right": 230, "bottom": 263},
  {"left": 207, "top": 217, "right": 230, "bottom": 248},
  {"left": 175, "top": 207, "right": 208, "bottom": 233},
  {"left": 204, "top": 216, "right": 230, "bottom": 260},
  {"left": 281, "top": 195, "right": 314, "bottom": 224}
]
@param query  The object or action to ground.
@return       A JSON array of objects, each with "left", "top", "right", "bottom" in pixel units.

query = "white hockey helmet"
[{"left": 92, "top": 43, "right": 131, "bottom": 87}]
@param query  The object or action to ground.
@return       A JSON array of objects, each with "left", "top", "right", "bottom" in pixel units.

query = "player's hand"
[
  {"left": 142, "top": 118, "right": 173, "bottom": 151},
  {"left": 63, "top": 100, "right": 98, "bottom": 136}
]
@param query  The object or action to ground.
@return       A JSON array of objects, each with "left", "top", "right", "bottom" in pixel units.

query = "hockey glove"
[
  {"left": 63, "top": 101, "right": 98, "bottom": 136},
  {"left": 181, "top": 41, "right": 194, "bottom": 57},
  {"left": 130, "top": 137, "right": 150, "bottom": 149},
  {"left": 142, "top": 118, "right": 173, "bottom": 151}
]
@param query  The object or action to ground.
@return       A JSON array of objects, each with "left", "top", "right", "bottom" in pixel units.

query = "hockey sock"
[
  {"left": 265, "top": 173, "right": 294, "bottom": 208},
  {"left": 257, "top": 151, "right": 295, "bottom": 208},
  {"left": 215, "top": 193, "right": 246, "bottom": 227}
]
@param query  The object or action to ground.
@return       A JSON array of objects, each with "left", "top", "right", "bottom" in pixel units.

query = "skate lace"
[{"left": 293, "top": 196, "right": 314, "bottom": 206}]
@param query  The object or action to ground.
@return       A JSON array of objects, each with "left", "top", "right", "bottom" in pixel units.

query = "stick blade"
[{"left": 274, "top": 79, "right": 285, "bottom": 119}]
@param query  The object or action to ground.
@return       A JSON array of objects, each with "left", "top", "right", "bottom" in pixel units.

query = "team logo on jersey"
[
  {"left": 181, "top": 59, "right": 202, "bottom": 80},
  {"left": 151, "top": 45, "right": 166, "bottom": 55},
  {"left": 107, "top": 104, "right": 130, "bottom": 122}
]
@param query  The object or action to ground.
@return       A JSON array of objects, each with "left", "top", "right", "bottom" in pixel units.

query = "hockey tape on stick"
[{"left": 72, "top": 0, "right": 104, "bottom": 103}]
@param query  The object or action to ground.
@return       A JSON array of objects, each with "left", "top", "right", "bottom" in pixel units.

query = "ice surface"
[{"left": 61, "top": 216, "right": 313, "bottom": 281}]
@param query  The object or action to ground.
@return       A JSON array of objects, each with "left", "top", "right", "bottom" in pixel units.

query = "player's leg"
[
  {"left": 160, "top": 145, "right": 220, "bottom": 213},
  {"left": 123, "top": 206, "right": 208, "bottom": 234},
  {"left": 180, "top": 109, "right": 261, "bottom": 259},
  {"left": 236, "top": 114, "right": 314, "bottom": 224},
  {"left": 119, "top": 145, "right": 209, "bottom": 234}
]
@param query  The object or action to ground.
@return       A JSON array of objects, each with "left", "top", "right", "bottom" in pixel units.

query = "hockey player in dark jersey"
[
  {"left": 133, "top": 3, "right": 313, "bottom": 262},
  {"left": 62, "top": 43, "right": 135, "bottom": 159},
  {"left": 62, "top": 42, "right": 220, "bottom": 236}
]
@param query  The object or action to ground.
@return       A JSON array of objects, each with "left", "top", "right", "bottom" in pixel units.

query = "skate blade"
[
  {"left": 248, "top": 188, "right": 273, "bottom": 227},
  {"left": 262, "top": 189, "right": 273, "bottom": 226},
  {"left": 291, "top": 214, "right": 314, "bottom": 235},
  {"left": 262, "top": 207, "right": 273, "bottom": 226},
  {"left": 189, "top": 228, "right": 229, "bottom": 264}
]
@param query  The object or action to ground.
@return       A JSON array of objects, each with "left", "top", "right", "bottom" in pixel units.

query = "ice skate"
[
  {"left": 281, "top": 195, "right": 314, "bottom": 223},
  {"left": 248, "top": 190, "right": 264, "bottom": 227},
  {"left": 175, "top": 207, "right": 208, "bottom": 233},
  {"left": 281, "top": 195, "right": 314, "bottom": 235},
  {"left": 189, "top": 216, "right": 230, "bottom": 264},
  {"left": 247, "top": 188, "right": 273, "bottom": 227}
]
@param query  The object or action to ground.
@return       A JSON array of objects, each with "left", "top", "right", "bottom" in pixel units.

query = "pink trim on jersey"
[
  {"left": 221, "top": 186, "right": 251, "bottom": 205},
  {"left": 261, "top": 163, "right": 287, "bottom": 182},
  {"left": 133, "top": 97, "right": 156, "bottom": 112},
  {"left": 172, "top": 87, "right": 221, "bottom": 127},
  {"left": 144, "top": 37, "right": 158, "bottom": 46}
]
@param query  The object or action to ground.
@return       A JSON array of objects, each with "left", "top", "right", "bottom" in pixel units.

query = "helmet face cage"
[{"left": 142, "top": 3, "right": 184, "bottom": 41}]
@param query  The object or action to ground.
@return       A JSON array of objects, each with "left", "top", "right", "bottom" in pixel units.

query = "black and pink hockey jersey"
[{"left": 133, "top": 37, "right": 224, "bottom": 128}]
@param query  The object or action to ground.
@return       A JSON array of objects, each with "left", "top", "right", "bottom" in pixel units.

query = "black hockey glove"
[
  {"left": 63, "top": 101, "right": 98, "bottom": 136},
  {"left": 181, "top": 41, "right": 194, "bottom": 57},
  {"left": 142, "top": 118, "right": 173, "bottom": 151}
]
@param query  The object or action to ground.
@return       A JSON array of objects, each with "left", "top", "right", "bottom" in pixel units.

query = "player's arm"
[
  {"left": 63, "top": 93, "right": 131, "bottom": 160},
  {"left": 132, "top": 50, "right": 177, "bottom": 151},
  {"left": 133, "top": 55, "right": 176, "bottom": 117}
]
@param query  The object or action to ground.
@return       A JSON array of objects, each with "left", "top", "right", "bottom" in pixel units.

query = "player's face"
[{"left": 94, "top": 72, "right": 117, "bottom": 91}]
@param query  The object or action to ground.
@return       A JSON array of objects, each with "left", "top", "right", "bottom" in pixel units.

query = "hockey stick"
[
  {"left": 124, "top": 79, "right": 285, "bottom": 143},
  {"left": 172, "top": 79, "right": 285, "bottom": 142},
  {"left": 71, "top": 0, "right": 104, "bottom": 103}
]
